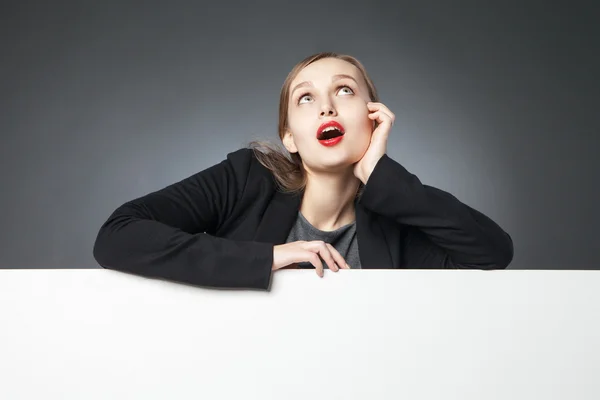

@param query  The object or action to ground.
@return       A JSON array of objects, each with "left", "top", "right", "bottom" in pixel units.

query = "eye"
[
  {"left": 338, "top": 86, "right": 354, "bottom": 96},
  {"left": 297, "top": 85, "right": 355, "bottom": 105}
]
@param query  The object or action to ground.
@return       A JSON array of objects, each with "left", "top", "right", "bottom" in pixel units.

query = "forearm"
[
  {"left": 93, "top": 210, "right": 274, "bottom": 290},
  {"left": 359, "top": 155, "right": 513, "bottom": 268}
]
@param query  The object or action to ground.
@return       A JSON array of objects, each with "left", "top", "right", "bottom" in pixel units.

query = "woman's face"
[{"left": 283, "top": 58, "right": 374, "bottom": 174}]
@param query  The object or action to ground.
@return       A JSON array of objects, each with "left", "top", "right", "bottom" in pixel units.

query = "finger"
[
  {"left": 367, "top": 103, "right": 395, "bottom": 124},
  {"left": 326, "top": 243, "right": 350, "bottom": 269},
  {"left": 369, "top": 109, "right": 392, "bottom": 121},
  {"left": 368, "top": 110, "right": 394, "bottom": 126},
  {"left": 318, "top": 243, "right": 339, "bottom": 272},
  {"left": 367, "top": 102, "right": 394, "bottom": 115},
  {"left": 308, "top": 252, "right": 324, "bottom": 278},
  {"left": 307, "top": 241, "right": 338, "bottom": 272}
]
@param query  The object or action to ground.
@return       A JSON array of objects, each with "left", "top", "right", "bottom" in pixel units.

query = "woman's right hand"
[{"left": 272, "top": 241, "right": 351, "bottom": 278}]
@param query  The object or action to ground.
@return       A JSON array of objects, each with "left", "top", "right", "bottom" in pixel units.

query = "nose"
[{"left": 320, "top": 103, "right": 337, "bottom": 117}]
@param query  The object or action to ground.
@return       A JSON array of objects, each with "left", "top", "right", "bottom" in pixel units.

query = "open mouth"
[
  {"left": 317, "top": 127, "right": 344, "bottom": 141},
  {"left": 316, "top": 120, "right": 345, "bottom": 141}
]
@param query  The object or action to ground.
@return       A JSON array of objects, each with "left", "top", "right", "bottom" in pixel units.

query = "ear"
[{"left": 282, "top": 130, "right": 298, "bottom": 154}]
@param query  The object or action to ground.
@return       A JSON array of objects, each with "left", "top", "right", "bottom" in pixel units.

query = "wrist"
[{"left": 359, "top": 166, "right": 374, "bottom": 185}]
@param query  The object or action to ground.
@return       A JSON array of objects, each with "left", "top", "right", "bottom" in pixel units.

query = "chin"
[
  {"left": 313, "top": 153, "right": 360, "bottom": 172},
  {"left": 301, "top": 139, "right": 367, "bottom": 168},
  {"left": 349, "top": 144, "right": 370, "bottom": 163}
]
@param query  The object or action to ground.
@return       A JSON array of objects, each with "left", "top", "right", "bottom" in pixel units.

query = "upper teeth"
[{"left": 321, "top": 126, "right": 342, "bottom": 133}]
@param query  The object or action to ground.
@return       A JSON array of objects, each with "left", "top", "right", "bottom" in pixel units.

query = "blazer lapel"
[
  {"left": 253, "top": 189, "right": 396, "bottom": 270},
  {"left": 355, "top": 202, "right": 395, "bottom": 269},
  {"left": 253, "top": 190, "right": 302, "bottom": 245}
]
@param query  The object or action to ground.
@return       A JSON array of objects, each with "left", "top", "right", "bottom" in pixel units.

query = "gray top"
[{"left": 285, "top": 210, "right": 362, "bottom": 269}]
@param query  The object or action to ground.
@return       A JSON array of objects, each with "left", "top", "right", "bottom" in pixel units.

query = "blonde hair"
[{"left": 247, "top": 52, "right": 380, "bottom": 195}]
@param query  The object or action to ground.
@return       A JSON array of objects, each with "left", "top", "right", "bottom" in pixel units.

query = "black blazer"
[{"left": 93, "top": 148, "right": 514, "bottom": 290}]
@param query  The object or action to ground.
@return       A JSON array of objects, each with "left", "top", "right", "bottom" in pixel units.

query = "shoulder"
[
  {"left": 222, "top": 147, "right": 277, "bottom": 191},
  {"left": 224, "top": 147, "right": 272, "bottom": 178}
]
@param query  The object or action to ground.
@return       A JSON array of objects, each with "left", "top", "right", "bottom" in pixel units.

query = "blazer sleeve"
[
  {"left": 358, "top": 154, "right": 514, "bottom": 269},
  {"left": 92, "top": 148, "right": 275, "bottom": 290}
]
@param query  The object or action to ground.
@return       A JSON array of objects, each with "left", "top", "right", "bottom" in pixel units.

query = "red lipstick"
[
  {"left": 319, "top": 136, "right": 344, "bottom": 146},
  {"left": 316, "top": 120, "right": 345, "bottom": 147}
]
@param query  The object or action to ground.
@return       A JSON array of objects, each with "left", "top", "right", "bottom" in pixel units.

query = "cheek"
[
  {"left": 350, "top": 104, "right": 374, "bottom": 133},
  {"left": 354, "top": 108, "right": 374, "bottom": 152},
  {"left": 346, "top": 101, "right": 371, "bottom": 123},
  {"left": 286, "top": 117, "right": 312, "bottom": 148}
]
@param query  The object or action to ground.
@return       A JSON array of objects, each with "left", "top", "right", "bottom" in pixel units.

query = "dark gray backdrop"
[{"left": 2, "top": 1, "right": 598, "bottom": 269}]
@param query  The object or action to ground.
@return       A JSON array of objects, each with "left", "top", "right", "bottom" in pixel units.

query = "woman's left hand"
[{"left": 353, "top": 101, "right": 396, "bottom": 184}]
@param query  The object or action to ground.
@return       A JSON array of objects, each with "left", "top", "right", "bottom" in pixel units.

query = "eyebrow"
[{"left": 290, "top": 74, "right": 359, "bottom": 97}]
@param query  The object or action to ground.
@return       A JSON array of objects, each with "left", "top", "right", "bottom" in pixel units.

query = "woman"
[{"left": 93, "top": 52, "right": 514, "bottom": 290}]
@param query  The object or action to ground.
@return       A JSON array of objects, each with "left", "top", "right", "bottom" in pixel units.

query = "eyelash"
[{"left": 297, "top": 85, "right": 354, "bottom": 104}]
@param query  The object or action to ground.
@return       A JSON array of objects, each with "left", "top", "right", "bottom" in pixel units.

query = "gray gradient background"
[{"left": 1, "top": 1, "right": 598, "bottom": 269}]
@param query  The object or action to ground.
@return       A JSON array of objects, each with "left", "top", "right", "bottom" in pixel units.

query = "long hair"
[{"left": 247, "top": 52, "right": 380, "bottom": 195}]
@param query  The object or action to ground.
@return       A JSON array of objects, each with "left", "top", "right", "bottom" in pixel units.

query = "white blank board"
[{"left": 1, "top": 269, "right": 599, "bottom": 400}]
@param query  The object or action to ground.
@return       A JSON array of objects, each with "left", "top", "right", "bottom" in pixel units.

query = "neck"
[{"left": 300, "top": 168, "right": 361, "bottom": 231}]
